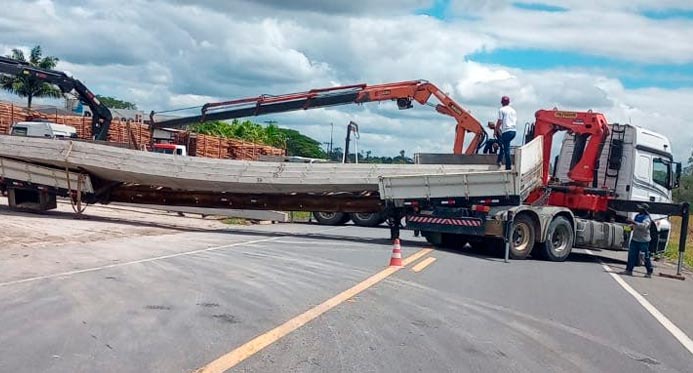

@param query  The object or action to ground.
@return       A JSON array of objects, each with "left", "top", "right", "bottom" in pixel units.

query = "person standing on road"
[
  {"left": 496, "top": 96, "right": 516, "bottom": 170},
  {"left": 621, "top": 203, "right": 654, "bottom": 278}
]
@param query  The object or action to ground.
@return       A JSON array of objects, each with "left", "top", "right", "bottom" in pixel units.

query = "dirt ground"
[{"left": 0, "top": 197, "right": 232, "bottom": 251}]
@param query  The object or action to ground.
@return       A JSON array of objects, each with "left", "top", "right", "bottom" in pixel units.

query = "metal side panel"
[
  {"left": 378, "top": 137, "right": 543, "bottom": 201},
  {"left": 379, "top": 171, "right": 515, "bottom": 200},
  {"left": 0, "top": 157, "right": 94, "bottom": 193}
]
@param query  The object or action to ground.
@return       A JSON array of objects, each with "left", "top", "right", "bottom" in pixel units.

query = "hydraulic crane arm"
[
  {"left": 531, "top": 109, "right": 609, "bottom": 185},
  {"left": 150, "top": 80, "right": 486, "bottom": 154},
  {"left": 0, "top": 56, "right": 112, "bottom": 141}
]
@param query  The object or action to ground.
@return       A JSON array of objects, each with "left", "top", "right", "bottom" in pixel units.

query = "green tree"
[
  {"left": 190, "top": 119, "right": 326, "bottom": 158},
  {"left": 96, "top": 95, "right": 138, "bottom": 110},
  {"left": 277, "top": 128, "right": 326, "bottom": 158},
  {"left": 673, "top": 148, "right": 693, "bottom": 204},
  {"left": 0, "top": 46, "right": 62, "bottom": 109}
]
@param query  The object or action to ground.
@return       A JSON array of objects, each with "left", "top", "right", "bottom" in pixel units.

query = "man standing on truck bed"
[
  {"left": 621, "top": 203, "right": 654, "bottom": 278},
  {"left": 496, "top": 96, "right": 516, "bottom": 170}
]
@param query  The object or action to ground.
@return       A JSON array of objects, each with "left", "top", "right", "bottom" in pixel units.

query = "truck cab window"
[{"left": 652, "top": 158, "right": 670, "bottom": 189}]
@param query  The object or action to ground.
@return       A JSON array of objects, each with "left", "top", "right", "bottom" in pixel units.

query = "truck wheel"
[
  {"left": 312, "top": 212, "right": 350, "bottom": 225},
  {"left": 422, "top": 231, "right": 443, "bottom": 246},
  {"left": 509, "top": 214, "right": 536, "bottom": 259},
  {"left": 539, "top": 217, "right": 573, "bottom": 262},
  {"left": 350, "top": 212, "right": 384, "bottom": 227}
]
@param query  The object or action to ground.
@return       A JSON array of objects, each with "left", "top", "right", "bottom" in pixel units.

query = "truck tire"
[
  {"left": 538, "top": 216, "right": 573, "bottom": 262},
  {"left": 349, "top": 212, "right": 384, "bottom": 227},
  {"left": 312, "top": 212, "right": 350, "bottom": 225},
  {"left": 422, "top": 231, "right": 443, "bottom": 246},
  {"left": 509, "top": 214, "right": 536, "bottom": 260}
]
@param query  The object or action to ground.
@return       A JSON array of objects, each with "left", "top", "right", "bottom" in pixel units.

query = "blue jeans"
[
  {"left": 627, "top": 240, "right": 653, "bottom": 273},
  {"left": 496, "top": 131, "right": 516, "bottom": 170}
]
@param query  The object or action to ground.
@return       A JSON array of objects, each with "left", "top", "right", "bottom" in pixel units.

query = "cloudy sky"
[{"left": 1, "top": 0, "right": 692, "bottom": 160}]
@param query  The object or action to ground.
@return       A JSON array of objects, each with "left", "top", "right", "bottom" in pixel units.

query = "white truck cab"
[
  {"left": 554, "top": 123, "right": 681, "bottom": 253},
  {"left": 10, "top": 121, "right": 78, "bottom": 139}
]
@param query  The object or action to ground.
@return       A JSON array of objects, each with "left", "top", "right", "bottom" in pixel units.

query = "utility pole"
[{"left": 329, "top": 122, "right": 334, "bottom": 156}]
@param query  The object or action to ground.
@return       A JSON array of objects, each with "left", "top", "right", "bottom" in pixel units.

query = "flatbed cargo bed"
[{"left": 378, "top": 137, "right": 543, "bottom": 202}]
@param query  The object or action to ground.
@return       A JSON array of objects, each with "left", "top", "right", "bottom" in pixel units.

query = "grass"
[
  {"left": 664, "top": 215, "right": 693, "bottom": 268},
  {"left": 289, "top": 211, "right": 312, "bottom": 222},
  {"left": 222, "top": 217, "right": 248, "bottom": 225}
]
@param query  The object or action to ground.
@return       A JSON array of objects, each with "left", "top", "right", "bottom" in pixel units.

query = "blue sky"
[{"left": 420, "top": 1, "right": 693, "bottom": 89}]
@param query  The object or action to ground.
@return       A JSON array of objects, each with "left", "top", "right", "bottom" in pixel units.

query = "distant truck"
[
  {"left": 152, "top": 143, "right": 187, "bottom": 156},
  {"left": 10, "top": 121, "right": 78, "bottom": 139}
]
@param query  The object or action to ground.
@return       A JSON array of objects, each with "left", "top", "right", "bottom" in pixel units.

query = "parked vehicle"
[
  {"left": 152, "top": 143, "right": 187, "bottom": 156},
  {"left": 10, "top": 121, "right": 78, "bottom": 139},
  {"left": 380, "top": 110, "right": 683, "bottom": 261}
]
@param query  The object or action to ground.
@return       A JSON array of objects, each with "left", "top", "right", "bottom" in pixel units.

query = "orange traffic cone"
[{"left": 389, "top": 239, "right": 403, "bottom": 267}]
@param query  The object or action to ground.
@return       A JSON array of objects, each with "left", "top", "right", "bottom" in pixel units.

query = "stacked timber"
[
  {"left": 227, "top": 138, "right": 285, "bottom": 160},
  {"left": 176, "top": 132, "right": 285, "bottom": 160},
  {"left": 0, "top": 135, "right": 496, "bottom": 194},
  {"left": 1, "top": 100, "right": 286, "bottom": 160},
  {"left": 0, "top": 102, "right": 27, "bottom": 134}
]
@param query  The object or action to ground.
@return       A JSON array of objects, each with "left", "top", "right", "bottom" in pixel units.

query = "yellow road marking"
[
  {"left": 196, "top": 247, "right": 434, "bottom": 373},
  {"left": 411, "top": 256, "right": 437, "bottom": 273}
]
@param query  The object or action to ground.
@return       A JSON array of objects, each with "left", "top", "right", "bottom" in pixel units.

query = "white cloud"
[{"left": 0, "top": 0, "right": 691, "bottom": 161}]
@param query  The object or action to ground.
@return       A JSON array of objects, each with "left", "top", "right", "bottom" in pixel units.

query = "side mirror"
[{"left": 673, "top": 162, "right": 682, "bottom": 189}]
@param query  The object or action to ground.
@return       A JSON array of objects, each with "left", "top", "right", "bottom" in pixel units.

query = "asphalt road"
[{"left": 0, "top": 221, "right": 691, "bottom": 372}]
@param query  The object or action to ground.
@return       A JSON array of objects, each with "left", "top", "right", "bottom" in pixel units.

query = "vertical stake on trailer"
[
  {"left": 677, "top": 202, "right": 690, "bottom": 277},
  {"left": 504, "top": 211, "right": 514, "bottom": 263}
]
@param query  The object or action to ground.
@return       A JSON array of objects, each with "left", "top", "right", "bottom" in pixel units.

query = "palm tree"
[{"left": 0, "top": 45, "right": 62, "bottom": 109}]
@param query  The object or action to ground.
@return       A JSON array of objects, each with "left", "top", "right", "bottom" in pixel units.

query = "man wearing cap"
[
  {"left": 496, "top": 96, "right": 516, "bottom": 170},
  {"left": 621, "top": 203, "right": 654, "bottom": 277}
]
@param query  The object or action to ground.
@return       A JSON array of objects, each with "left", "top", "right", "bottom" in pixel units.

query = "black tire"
[
  {"left": 312, "top": 211, "right": 350, "bottom": 225},
  {"left": 349, "top": 212, "right": 384, "bottom": 227},
  {"left": 509, "top": 214, "right": 536, "bottom": 260},
  {"left": 422, "top": 231, "right": 443, "bottom": 246},
  {"left": 539, "top": 216, "right": 573, "bottom": 262}
]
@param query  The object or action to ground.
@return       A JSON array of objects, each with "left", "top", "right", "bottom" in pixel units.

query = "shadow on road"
[
  {"left": 568, "top": 251, "right": 627, "bottom": 266},
  {"left": 422, "top": 238, "right": 629, "bottom": 266}
]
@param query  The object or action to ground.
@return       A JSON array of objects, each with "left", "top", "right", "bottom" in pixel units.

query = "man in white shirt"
[{"left": 495, "top": 96, "right": 517, "bottom": 170}]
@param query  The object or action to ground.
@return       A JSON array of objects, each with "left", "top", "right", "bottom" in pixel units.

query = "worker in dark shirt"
[{"left": 620, "top": 203, "right": 654, "bottom": 277}]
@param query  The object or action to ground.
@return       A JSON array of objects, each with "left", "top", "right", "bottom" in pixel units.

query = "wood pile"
[
  {"left": 1, "top": 100, "right": 284, "bottom": 160},
  {"left": 175, "top": 132, "right": 285, "bottom": 160},
  {"left": 0, "top": 102, "right": 27, "bottom": 134},
  {"left": 227, "top": 137, "right": 285, "bottom": 160}
]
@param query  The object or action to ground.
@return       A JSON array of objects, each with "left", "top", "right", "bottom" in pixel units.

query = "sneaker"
[
  {"left": 645, "top": 273, "right": 653, "bottom": 278},
  {"left": 617, "top": 270, "right": 633, "bottom": 276}
]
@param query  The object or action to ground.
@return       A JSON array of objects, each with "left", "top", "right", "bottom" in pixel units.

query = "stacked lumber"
[
  {"left": 106, "top": 120, "right": 151, "bottom": 146},
  {"left": 0, "top": 102, "right": 27, "bottom": 134},
  {"left": 174, "top": 132, "right": 285, "bottom": 160},
  {"left": 191, "top": 134, "right": 231, "bottom": 159},
  {"left": 0, "top": 100, "right": 284, "bottom": 160}
]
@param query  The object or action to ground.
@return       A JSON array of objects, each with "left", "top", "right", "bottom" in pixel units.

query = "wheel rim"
[
  {"left": 353, "top": 213, "right": 373, "bottom": 220},
  {"left": 317, "top": 212, "right": 337, "bottom": 219},
  {"left": 512, "top": 223, "right": 531, "bottom": 253},
  {"left": 550, "top": 224, "right": 571, "bottom": 253}
]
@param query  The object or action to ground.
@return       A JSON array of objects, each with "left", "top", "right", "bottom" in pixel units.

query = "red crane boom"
[
  {"left": 526, "top": 109, "right": 611, "bottom": 212},
  {"left": 150, "top": 80, "right": 486, "bottom": 154}
]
